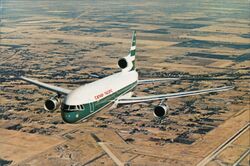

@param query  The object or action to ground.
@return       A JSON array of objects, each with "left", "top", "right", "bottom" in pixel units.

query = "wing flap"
[
  {"left": 138, "top": 78, "right": 180, "bottom": 84},
  {"left": 20, "top": 76, "right": 71, "bottom": 95},
  {"left": 117, "top": 86, "right": 233, "bottom": 104}
]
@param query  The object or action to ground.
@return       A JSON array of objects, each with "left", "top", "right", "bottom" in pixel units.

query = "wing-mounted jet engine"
[
  {"left": 44, "top": 95, "right": 61, "bottom": 111},
  {"left": 153, "top": 100, "right": 169, "bottom": 118}
]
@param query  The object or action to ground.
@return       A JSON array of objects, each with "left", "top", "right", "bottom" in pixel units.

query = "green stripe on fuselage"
[{"left": 61, "top": 81, "right": 137, "bottom": 123}]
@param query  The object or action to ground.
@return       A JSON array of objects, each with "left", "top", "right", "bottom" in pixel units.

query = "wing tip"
[
  {"left": 215, "top": 86, "right": 234, "bottom": 92},
  {"left": 229, "top": 86, "right": 235, "bottom": 90},
  {"left": 223, "top": 86, "right": 235, "bottom": 90}
]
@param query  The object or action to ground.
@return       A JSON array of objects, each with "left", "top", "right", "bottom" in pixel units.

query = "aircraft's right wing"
[
  {"left": 138, "top": 78, "right": 180, "bottom": 85},
  {"left": 117, "top": 86, "right": 233, "bottom": 104},
  {"left": 20, "top": 76, "right": 71, "bottom": 95}
]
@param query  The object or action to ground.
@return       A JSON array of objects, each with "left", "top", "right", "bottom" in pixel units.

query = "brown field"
[{"left": 0, "top": 0, "right": 249, "bottom": 165}]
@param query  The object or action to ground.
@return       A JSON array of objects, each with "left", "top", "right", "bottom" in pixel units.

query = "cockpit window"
[
  {"left": 62, "top": 104, "right": 69, "bottom": 110},
  {"left": 62, "top": 103, "right": 85, "bottom": 111},
  {"left": 69, "top": 105, "right": 76, "bottom": 109},
  {"left": 80, "top": 105, "right": 85, "bottom": 110}
]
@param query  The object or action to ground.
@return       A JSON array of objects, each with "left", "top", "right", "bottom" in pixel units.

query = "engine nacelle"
[
  {"left": 118, "top": 56, "right": 134, "bottom": 72},
  {"left": 153, "top": 104, "right": 169, "bottom": 118},
  {"left": 44, "top": 96, "right": 61, "bottom": 111}
]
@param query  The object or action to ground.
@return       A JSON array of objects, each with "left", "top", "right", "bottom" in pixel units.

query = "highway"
[{"left": 197, "top": 123, "right": 249, "bottom": 166}]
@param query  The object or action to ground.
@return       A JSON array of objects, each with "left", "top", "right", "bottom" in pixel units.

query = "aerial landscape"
[{"left": 0, "top": 0, "right": 249, "bottom": 165}]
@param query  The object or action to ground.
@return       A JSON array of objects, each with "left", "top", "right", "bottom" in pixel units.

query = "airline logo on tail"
[{"left": 130, "top": 31, "right": 136, "bottom": 70}]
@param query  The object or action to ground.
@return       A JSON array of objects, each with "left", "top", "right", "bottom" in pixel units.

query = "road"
[{"left": 197, "top": 123, "right": 250, "bottom": 166}]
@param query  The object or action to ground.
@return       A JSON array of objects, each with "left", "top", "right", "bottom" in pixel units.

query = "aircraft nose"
[{"left": 61, "top": 109, "right": 80, "bottom": 123}]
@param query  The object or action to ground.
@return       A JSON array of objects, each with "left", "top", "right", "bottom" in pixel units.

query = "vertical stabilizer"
[
  {"left": 117, "top": 31, "right": 137, "bottom": 71},
  {"left": 130, "top": 31, "right": 136, "bottom": 70}
]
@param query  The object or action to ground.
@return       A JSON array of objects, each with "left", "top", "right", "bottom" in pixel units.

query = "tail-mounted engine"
[
  {"left": 44, "top": 96, "right": 61, "bottom": 111},
  {"left": 118, "top": 56, "right": 134, "bottom": 72},
  {"left": 153, "top": 104, "right": 169, "bottom": 118},
  {"left": 117, "top": 31, "right": 136, "bottom": 72}
]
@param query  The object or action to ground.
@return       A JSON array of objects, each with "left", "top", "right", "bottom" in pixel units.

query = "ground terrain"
[{"left": 0, "top": 0, "right": 249, "bottom": 165}]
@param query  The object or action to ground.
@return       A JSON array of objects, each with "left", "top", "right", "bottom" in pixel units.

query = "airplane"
[{"left": 20, "top": 31, "right": 233, "bottom": 123}]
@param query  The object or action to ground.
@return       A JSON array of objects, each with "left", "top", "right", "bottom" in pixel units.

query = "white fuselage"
[
  {"left": 65, "top": 70, "right": 138, "bottom": 105},
  {"left": 61, "top": 70, "right": 138, "bottom": 123}
]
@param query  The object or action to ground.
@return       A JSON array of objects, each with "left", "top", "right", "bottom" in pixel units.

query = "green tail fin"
[{"left": 130, "top": 31, "right": 136, "bottom": 70}]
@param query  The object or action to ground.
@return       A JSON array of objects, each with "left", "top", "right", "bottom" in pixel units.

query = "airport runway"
[{"left": 197, "top": 123, "right": 250, "bottom": 166}]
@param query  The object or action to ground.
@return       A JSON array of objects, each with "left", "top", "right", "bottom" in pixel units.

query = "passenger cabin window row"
[{"left": 62, "top": 103, "right": 85, "bottom": 111}]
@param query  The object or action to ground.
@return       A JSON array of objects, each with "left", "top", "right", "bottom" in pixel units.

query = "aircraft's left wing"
[
  {"left": 138, "top": 78, "right": 180, "bottom": 85},
  {"left": 117, "top": 86, "right": 233, "bottom": 104},
  {"left": 20, "top": 76, "right": 71, "bottom": 95}
]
